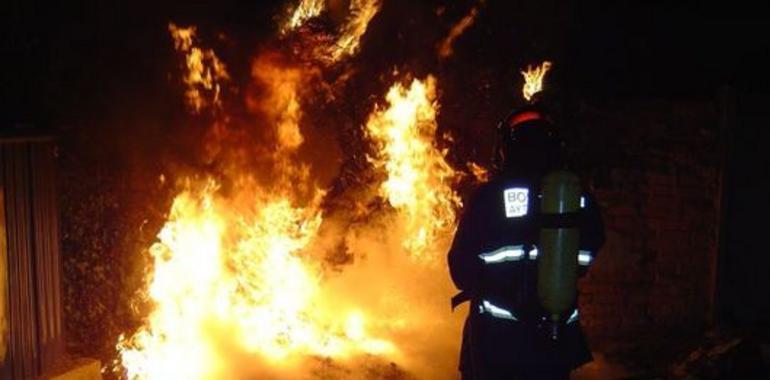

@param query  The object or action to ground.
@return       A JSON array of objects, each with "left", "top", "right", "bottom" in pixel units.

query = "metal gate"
[{"left": 1, "top": 131, "right": 64, "bottom": 379}]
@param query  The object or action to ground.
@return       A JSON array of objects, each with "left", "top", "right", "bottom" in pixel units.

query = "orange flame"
[
  {"left": 365, "top": 77, "right": 461, "bottom": 258},
  {"left": 250, "top": 55, "right": 306, "bottom": 152},
  {"left": 168, "top": 23, "right": 230, "bottom": 114},
  {"left": 521, "top": 60, "right": 552, "bottom": 102}
]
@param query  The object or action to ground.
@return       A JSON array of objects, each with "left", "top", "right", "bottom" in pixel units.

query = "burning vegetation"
[{"left": 112, "top": 1, "right": 474, "bottom": 379}]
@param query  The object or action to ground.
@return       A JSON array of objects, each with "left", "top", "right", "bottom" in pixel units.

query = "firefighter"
[{"left": 448, "top": 104, "right": 605, "bottom": 380}]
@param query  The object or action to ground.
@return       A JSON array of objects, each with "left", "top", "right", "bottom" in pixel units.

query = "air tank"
[{"left": 538, "top": 170, "right": 580, "bottom": 340}]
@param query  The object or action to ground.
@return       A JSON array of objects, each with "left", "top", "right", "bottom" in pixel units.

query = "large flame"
[
  {"left": 116, "top": 178, "right": 399, "bottom": 380},
  {"left": 365, "top": 76, "right": 461, "bottom": 258},
  {"left": 118, "top": 11, "right": 464, "bottom": 380},
  {"left": 521, "top": 60, "right": 552, "bottom": 102}
]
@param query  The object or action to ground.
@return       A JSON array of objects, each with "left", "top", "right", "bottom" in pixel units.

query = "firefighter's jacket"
[{"left": 448, "top": 175, "right": 605, "bottom": 372}]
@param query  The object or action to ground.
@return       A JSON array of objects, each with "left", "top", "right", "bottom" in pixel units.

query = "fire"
[
  {"left": 117, "top": 42, "right": 401, "bottom": 380},
  {"left": 117, "top": 177, "right": 400, "bottom": 379},
  {"left": 118, "top": 9, "right": 466, "bottom": 379},
  {"left": 521, "top": 60, "right": 552, "bottom": 102},
  {"left": 365, "top": 77, "right": 461, "bottom": 258},
  {"left": 168, "top": 23, "right": 230, "bottom": 114}
]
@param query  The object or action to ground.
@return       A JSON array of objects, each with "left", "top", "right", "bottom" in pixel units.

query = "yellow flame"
[
  {"left": 117, "top": 175, "right": 400, "bottom": 379},
  {"left": 168, "top": 23, "right": 230, "bottom": 113},
  {"left": 365, "top": 77, "right": 461, "bottom": 257},
  {"left": 283, "top": 0, "right": 327, "bottom": 33},
  {"left": 521, "top": 61, "right": 552, "bottom": 102},
  {"left": 437, "top": 6, "right": 479, "bottom": 59}
]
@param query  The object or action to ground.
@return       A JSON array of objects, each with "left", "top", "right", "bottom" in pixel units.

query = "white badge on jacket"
[{"left": 503, "top": 187, "right": 529, "bottom": 218}]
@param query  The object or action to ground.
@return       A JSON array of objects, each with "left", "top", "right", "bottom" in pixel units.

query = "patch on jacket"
[{"left": 503, "top": 187, "right": 529, "bottom": 218}]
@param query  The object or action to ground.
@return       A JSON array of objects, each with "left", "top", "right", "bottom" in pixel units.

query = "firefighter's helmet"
[{"left": 494, "top": 105, "right": 564, "bottom": 176}]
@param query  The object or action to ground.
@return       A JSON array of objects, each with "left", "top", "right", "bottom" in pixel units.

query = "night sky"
[
  {"left": 3, "top": 0, "right": 770, "bottom": 128},
  {"left": 2, "top": 0, "right": 770, "bottom": 204}
]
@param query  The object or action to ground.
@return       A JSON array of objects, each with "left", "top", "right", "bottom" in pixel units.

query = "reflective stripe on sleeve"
[
  {"left": 479, "top": 245, "right": 525, "bottom": 264},
  {"left": 480, "top": 300, "right": 518, "bottom": 321},
  {"left": 528, "top": 246, "right": 538, "bottom": 260}
]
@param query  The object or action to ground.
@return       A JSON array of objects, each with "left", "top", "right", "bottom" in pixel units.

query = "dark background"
[
  {"left": 2, "top": 0, "right": 770, "bottom": 375},
  {"left": 4, "top": 1, "right": 770, "bottom": 122}
]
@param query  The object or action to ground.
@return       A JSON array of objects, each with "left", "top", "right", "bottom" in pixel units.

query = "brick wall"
[{"left": 573, "top": 99, "right": 722, "bottom": 342}]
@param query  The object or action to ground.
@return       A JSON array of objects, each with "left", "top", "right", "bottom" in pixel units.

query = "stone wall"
[{"left": 573, "top": 99, "right": 723, "bottom": 343}]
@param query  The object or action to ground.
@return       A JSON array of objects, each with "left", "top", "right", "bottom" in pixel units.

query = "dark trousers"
[{"left": 459, "top": 314, "right": 577, "bottom": 380}]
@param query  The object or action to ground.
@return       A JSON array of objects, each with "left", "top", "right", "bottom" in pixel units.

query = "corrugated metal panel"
[
  {"left": 1, "top": 186, "right": 10, "bottom": 380},
  {"left": 31, "top": 142, "right": 64, "bottom": 373},
  {"left": 1, "top": 137, "right": 63, "bottom": 380}
]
